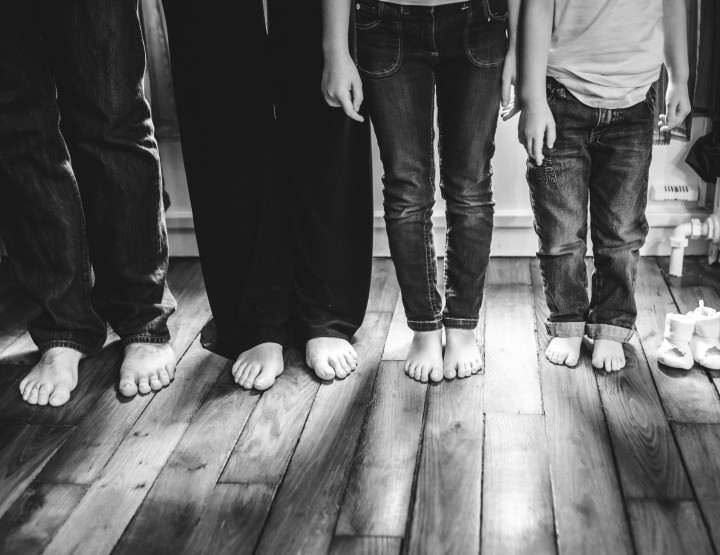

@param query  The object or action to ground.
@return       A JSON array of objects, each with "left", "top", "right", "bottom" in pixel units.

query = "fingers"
[
  {"left": 545, "top": 121, "right": 556, "bottom": 149},
  {"left": 501, "top": 103, "right": 520, "bottom": 121},
  {"left": 351, "top": 79, "right": 365, "bottom": 118},
  {"left": 532, "top": 137, "right": 544, "bottom": 166},
  {"left": 338, "top": 89, "right": 364, "bottom": 123},
  {"left": 501, "top": 77, "right": 511, "bottom": 108}
]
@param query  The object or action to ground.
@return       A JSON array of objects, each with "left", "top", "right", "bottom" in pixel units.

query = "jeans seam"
[
  {"left": 423, "top": 71, "right": 440, "bottom": 320},
  {"left": 122, "top": 332, "right": 171, "bottom": 346},
  {"left": 37, "top": 340, "right": 99, "bottom": 356}
]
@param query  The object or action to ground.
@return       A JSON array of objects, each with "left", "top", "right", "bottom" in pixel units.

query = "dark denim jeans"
[
  {"left": 0, "top": 0, "right": 176, "bottom": 355},
  {"left": 357, "top": 0, "right": 507, "bottom": 331},
  {"left": 528, "top": 78, "right": 654, "bottom": 343}
]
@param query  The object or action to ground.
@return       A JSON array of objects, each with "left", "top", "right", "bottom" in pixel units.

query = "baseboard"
[{"left": 166, "top": 207, "right": 714, "bottom": 258}]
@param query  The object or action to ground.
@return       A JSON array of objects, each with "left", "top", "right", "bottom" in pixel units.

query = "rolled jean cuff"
[
  {"left": 121, "top": 331, "right": 172, "bottom": 347},
  {"left": 407, "top": 319, "right": 443, "bottom": 332},
  {"left": 443, "top": 317, "right": 478, "bottom": 330},
  {"left": 545, "top": 320, "right": 586, "bottom": 338},
  {"left": 36, "top": 339, "right": 102, "bottom": 356},
  {"left": 586, "top": 323, "right": 634, "bottom": 343}
]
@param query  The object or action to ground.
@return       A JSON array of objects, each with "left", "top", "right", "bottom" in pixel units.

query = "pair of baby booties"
[{"left": 658, "top": 301, "right": 720, "bottom": 370}]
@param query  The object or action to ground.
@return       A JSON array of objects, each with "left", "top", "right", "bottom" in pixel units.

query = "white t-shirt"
[{"left": 547, "top": 0, "right": 664, "bottom": 109}]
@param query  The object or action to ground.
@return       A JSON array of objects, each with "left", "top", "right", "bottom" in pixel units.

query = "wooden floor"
[{"left": 0, "top": 257, "right": 719, "bottom": 554}]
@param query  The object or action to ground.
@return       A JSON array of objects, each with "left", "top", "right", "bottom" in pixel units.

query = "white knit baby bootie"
[
  {"left": 689, "top": 300, "right": 720, "bottom": 370},
  {"left": 657, "top": 312, "right": 696, "bottom": 370}
]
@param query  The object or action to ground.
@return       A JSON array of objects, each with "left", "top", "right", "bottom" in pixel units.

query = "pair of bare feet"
[
  {"left": 18, "top": 342, "right": 177, "bottom": 406},
  {"left": 231, "top": 337, "right": 358, "bottom": 390},
  {"left": 545, "top": 336, "right": 626, "bottom": 372},
  {"left": 404, "top": 328, "right": 482, "bottom": 383}
]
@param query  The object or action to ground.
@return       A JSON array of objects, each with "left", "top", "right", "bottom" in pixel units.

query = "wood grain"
[
  {"left": 219, "top": 348, "right": 319, "bottom": 484},
  {"left": 0, "top": 482, "right": 87, "bottom": 555},
  {"left": 486, "top": 258, "right": 532, "bottom": 285},
  {"left": 0, "top": 421, "right": 73, "bottom": 520},
  {"left": 183, "top": 483, "right": 275, "bottom": 555},
  {"left": 627, "top": 499, "right": 714, "bottom": 555},
  {"left": 366, "top": 258, "right": 400, "bottom": 314},
  {"left": 253, "top": 312, "right": 392, "bottom": 555},
  {"left": 407, "top": 373, "right": 484, "bottom": 555},
  {"left": 42, "top": 343, "right": 227, "bottom": 555},
  {"left": 37, "top": 261, "right": 211, "bottom": 483},
  {"left": 594, "top": 335, "right": 693, "bottom": 499},
  {"left": 382, "top": 295, "right": 412, "bottom": 361},
  {"left": 329, "top": 536, "right": 402, "bottom": 555},
  {"left": 483, "top": 284, "right": 542, "bottom": 414},
  {"left": 634, "top": 259, "right": 720, "bottom": 423},
  {"left": 530, "top": 263, "right": 634, "bottom": 555},
  {"left": 113, "top": 386, "right": 259, "bottom": 554},
  {"left": 481, "top": 413, "right": 555, "bottom": 555},
  {"left": 672, "top": 423, "right": 720, "bottom": 552},
  {"left": 336, "top": 360, "right": 427, "bottom": 536}
]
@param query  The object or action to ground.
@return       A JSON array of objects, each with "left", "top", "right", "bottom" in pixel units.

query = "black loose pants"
[{"left": 162, "top": 0, "right": 374, "bottom": 358}]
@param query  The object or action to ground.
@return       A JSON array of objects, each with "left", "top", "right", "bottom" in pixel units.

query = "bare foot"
[
  {"left": 119, "top": 342, "right": 176, "bottom": 397},
  {"left": 591, "top": 338, "right": 626, "bottom": 372},
  {"left": 306, "top": 337, "right": 358, "bottom": 381},
  {"left": 545, "top": 337, "right": 582, "bottom": 367},
  {"left": 19, "top": 347, "right": 82, "bottom": 406},
  {"left": 232, "top": 342, "right": 284, "bottom": 390},
  {"left": 444, "top": 328, "right": 482, "bottom": 379},
  {"left": 405, "top": 330, "right": 443, "bottom": 383}
]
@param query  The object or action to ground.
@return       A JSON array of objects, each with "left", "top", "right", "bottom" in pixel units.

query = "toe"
[
  {"left": 330, "top": 357, "right": 348, "bottom": 379},
  {"left": 158, "top": 368, "right": 171, "bottom": 387},
  {"left": 313, "top": 361, "right": 336, "bottom": 381},
  {"left": 565, "top": 353, "right": 579, "bottom": 367},
  {"left": 471, "top": 359, "right": 482, "bottom": 374},
  {"left": 27, "top": 384, "right": 40, "bottom": 404},
  {"left": 244, "top": 364, "right": 263, "bottom": 389},
  {"left": 419, "top": 364, "right": 430, "bottom": 383},
  {"left": 344, "top": 353, "right": 358, "bottom": 372},
  {"left": 119, "top": 376, "right": 138, "bottom": 397},
  {"left": 254, "top": 368, "right": 277, "bottom": 391},
  {"left": 49, "top": 384, "right": 72, "bottom": 407},
  {"left": 429, "top": 365, "right": 443, "bottom": 382},
  {"left": 236, "top": 364, "right": 251, "bottom": 387},
  {"left": 19, "top": 377, "right": 29, "bottom": 395},
  {"left": 150, "top": 373, "right": 163, "bottom": 391},
  {"left": 37, "top": 383, "right": 52, "bottom": 406},
  {"left": 444, "top": 365, "right": 457, "bottom": 379},
  {"left": 137, "top": 376, "right": 151, "bottom": 395},
  {"left": 21, "top": 380, "right": 34, "bottom": 400}
]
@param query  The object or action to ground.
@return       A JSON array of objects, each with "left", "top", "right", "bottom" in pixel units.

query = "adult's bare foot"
[
  {"left": 405, "top": 329, "right": 443, "bottom": 383},
  {"left": 19, "top": 347, "right": 82, "bottom": 406},
  {"left": 119, "top": 342, "right": 176, "bottom": 397},
  {"left": 306, "top": 337, "right": 358, "bottom": 381},
  {"left": 444, "top": 328, "right": 482, "bottom": 379},
  {"left": 232, "top": 342, "right": 284, "bottom": 390}
]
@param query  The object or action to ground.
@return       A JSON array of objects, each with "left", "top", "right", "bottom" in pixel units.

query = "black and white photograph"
[{"left": 0, "top": 0, "right": 719, "bottom": 553}]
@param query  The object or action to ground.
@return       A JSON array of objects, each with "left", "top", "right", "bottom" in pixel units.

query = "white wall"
[{"left": 163, "top": 115, "right": 713, "bottom": 258}]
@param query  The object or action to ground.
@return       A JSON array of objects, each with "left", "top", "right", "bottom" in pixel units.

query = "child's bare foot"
[
  {"left": 545, "top": 337, "right": 582, "bottom": 367},
  {"left": 119, "top": 342, "right": 176, "bottom": 397},
  {"left": 405, "top": 330, "right": 443, "bottom": 383},
  {"left": 19, "top": 347, "right": 82, "bottom": 406},
  {"left": 306, "top": 337, "right": 358, "bottom": 381},
  {"left": 232, "top": 342, "right": 284, "bottom": 390},
  {"left": 444, "top": 328, "right": 482, "bottom": 379},
  {"left": 591, "top": 338, "right": 626, "bottom": 372}
]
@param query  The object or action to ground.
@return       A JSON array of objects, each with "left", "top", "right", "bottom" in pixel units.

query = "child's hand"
[
  {"left": 518, "top": 100, "right": 555, "bottom": 166},
  {"left": 321, "top": 52, "right": 364, "bottom": 123},
  {"left": 500, "top": 48, "right": 520, "bottom": 121},
  {"left": 659, "top": 80, "right": 691, "bottom": 132}
]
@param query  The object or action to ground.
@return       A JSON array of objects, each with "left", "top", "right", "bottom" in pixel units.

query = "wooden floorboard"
[
  {"left": 253, "top": 312, "right": 392, "bottom": 554},
  {"left": 42, "top": 343, "right": 228, "bottom": 555},
  {"left": 481, "top": 413, "right": 555, "bottom": 555},
  {"left": 530, "top": 263, "right": 634, "bottom": 555},
  {"left": 634, "top": 259, "right": 720, "bottom": 423},
  {"left": 335, "top": 360, "right": 427, "bottom": 537},
  {"left": 1, "top": 257, "right": 720, "bottom": 554}
]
